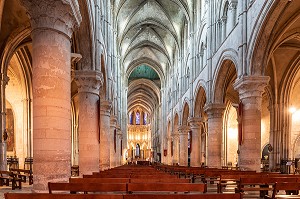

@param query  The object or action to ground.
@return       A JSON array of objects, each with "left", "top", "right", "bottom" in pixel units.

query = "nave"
[{"left": 1, "top": 0, "right": 300, "bottom": 196}]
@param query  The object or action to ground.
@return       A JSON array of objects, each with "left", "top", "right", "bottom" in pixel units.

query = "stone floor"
[{"left": 0, "top": 182, "right": 32, "bottom": 199}]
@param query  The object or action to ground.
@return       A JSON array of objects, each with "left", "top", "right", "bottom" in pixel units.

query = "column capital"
[
  {"left": 0, "top": 73, "right": 9, "bottom": 86},
  {"left": 221, "top": 16, "right": 227, "bottom": 23},
  {"left": 74, "top": 70, "right": 103, "bottom": 95},
  {"left": 177, "top": 125, "right": 190, "bottom": 135},
  {"left": 110, "top": 115, "right": 118, "bottom": 128},
  {"left": 204, "top": 103, "right": 226, "bottom": 119},
  {"left": 172, "top": 134, "right": 180, "bottom": 141},
  {"left": 233, "top": 75, "right": 270, "bottom": 99},
  {"left": 229, "top": 0, "right": 238, "bottom": 10},
  {"left": 100, "top": 100, "right": 112, "bottom": 116},
  {"left": 21, "top": 0, "right": 82, "bottom": 39},
  {"left": 188, "top": 117, "right": 204, "bottom": 129},
  {"left": 117, "top": 134, "right": 123, "bottom": 140}
]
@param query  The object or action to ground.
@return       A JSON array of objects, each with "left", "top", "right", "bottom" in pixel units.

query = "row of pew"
[
  {"left": 155, "top": 164, "right": 300, "bottom": 198},
  {"left": 4, "top": 164, "right": 300, "bottom": 198}
]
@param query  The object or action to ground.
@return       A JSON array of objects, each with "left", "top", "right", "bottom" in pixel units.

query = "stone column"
[
  {"left": 172, "top": 134, "right": 179, "bottom": 165},
  {"left": 117, "top": 128, "right": 123, "bottom": 166},
  {"left": 21, "top": 0, "right": 81, "bottom": 191},
  {"left": 110, "top": 115, "right": 117, "bottom": 168},
  {"left": 99, "top": 100, "right": 112, "bottom": 170},
  {"left": 0, "top": 74, "right": 9, "bottom": 171},
  {"left": 167, "top": 136, "right": 172, "bottom": 165},
  {"left": 229, "top": 0, "right": 238, "bottom": 28},
  {"left": 204, "top": 103, "right": 225, "bottom": 168},
  {"left": 74, "top": 70, "right": 102, "bottom": 175},
  {"left": 188, "top": 117, "right": 203, "bottom": 167},
  {"left": 233, "top": 76, "right": 269, "bottom": 171},
  {"left": 221, "top": 17, "right": 227, "bottom": 41},
  {"left": 178, "top": 125, "right": 190, "bottom": 166}
]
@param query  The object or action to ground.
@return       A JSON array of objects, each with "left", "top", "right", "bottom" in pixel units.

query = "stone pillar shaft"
[
  {"left": 234, "top": 76, "right": 269, "bottom": 171},
  {"left": 110, "top": 116, "right": 117, "bottom": 168},
  {"left": 188, "top": 117, "right": 203, "bottom": 167},
  {"left": 32, "top": 29, "right": 72, "bottom": 190},
  {"left": 204, "top": 104, "right": 225, "bottom": 168},
  {"left": 21, "top": 0, "right": 81, "bottom": 191},
  {"left": 75, "top": 71, "right": 102, "bottom": 175},
  {"left": 116, "top": 128, "right": 122, "bottom": 166},
  {"left": 0, "top": 74, "right": 9, "bottom": 171},
  {"left": 99, "top": 101, "right": 111, "bottom": 170},
  {"left": 178, "top": 125, "right": 190, "bottom": 166},
  {"left": 172, "top": 134, "right": 179, "bottom": 165},
  {"left": 167, "top": 137, "right": 172, "bottom": 165}
]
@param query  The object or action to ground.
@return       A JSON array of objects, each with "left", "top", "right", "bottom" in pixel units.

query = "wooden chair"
[
  {"left": 10, "top": 168, "right": 33, "bottom": 185},
  {"left": 0, "top": 170, "right": 22, "bottom": 190}
]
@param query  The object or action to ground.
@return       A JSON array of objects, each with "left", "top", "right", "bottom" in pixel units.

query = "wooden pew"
[
  {"left": 86, "top": 174, "right": 131, "bottom": 178},
  {"left": 70, "top": 177, "right": 189, "bottom": 184},
  {"left": 10, "top": 168, "right": 33, "bottom": 185},
  {"left": 5, "top": 193, "right": 123, "bottom": 199},
  {"left": 48, "top": 182, "right": 127, "bottom": 194},
  {"left": 124, "top": 193, "right": 241, "bottom": 199},
  {"left": 130, "top": 174, "right": 178, "bottom": 179},
  {"left": 266, "top": 182, "right": 300, "bottom": 199},
  {"left": 129, "top": 178, "right": 190, "bottom": 183},
  {"left": 238, "top": 177, "right": 299, "bottom": 197},
  {"left": 218, "top": 173, "right": 270, "bottom": 193},
  {"left": 127, "top": 183, "right": 207, "bottom": 194},
  {"left": 69, "top": 178, "right": 130, "bottom": 183},
  {"left": 0, "top": 170, "right": 22, "bottom": 190}
]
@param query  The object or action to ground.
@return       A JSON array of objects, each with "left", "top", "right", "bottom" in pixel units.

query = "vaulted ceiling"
[{"left": 115, "top": 0, "right": 191, "bottom": 118}]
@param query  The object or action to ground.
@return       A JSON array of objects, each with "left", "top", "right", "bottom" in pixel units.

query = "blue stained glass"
[
  {"left": 136, "top": 112, "right": 140, "bottom": 125},
  {"left": 144, "top": 113, "right": 147, "bottom": 125},
  {"left": 129, "top": 113, "right": 133, "bottom": 124}
]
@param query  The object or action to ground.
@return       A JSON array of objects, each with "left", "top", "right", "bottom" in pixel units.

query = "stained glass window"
[
  {"left": 144, "top": 113, "right": 147, "bottom": 125},
  {"left": 136, "top": 112, "right": 140, "bottom": 125},
  {"left": 129, "top": 112, "right": 133, "bottom": 124}
]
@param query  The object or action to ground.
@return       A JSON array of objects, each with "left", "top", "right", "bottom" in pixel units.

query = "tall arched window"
[
  {"left": 129, "top": 112, "right": 134, "bottom": 125},
  {"left": 144, "top": 113, "right": 147, "bottom": 125},
  {"left": 136, "top": 111, "right": 140, "bottom": 125},
  {"left": 136, "top": 144, "right": 140, "bottom": 157}
]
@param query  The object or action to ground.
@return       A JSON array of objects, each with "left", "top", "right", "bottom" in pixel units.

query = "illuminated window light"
[{"left": 289, "top": 107, "right": 297, "bottom": 114}]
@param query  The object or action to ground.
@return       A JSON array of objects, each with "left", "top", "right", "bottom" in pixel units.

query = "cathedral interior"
[{"left": 0, "top": 0, "right": 300, "bottom": 193}]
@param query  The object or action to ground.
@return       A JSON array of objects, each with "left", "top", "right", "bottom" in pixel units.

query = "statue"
[{"left": 3, "top": 129, "right": 8, "bottom": 141}]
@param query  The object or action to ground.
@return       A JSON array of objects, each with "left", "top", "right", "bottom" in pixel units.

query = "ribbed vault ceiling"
[{"left": 116, "top": 0, "right": 190, "bottom": 117}]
